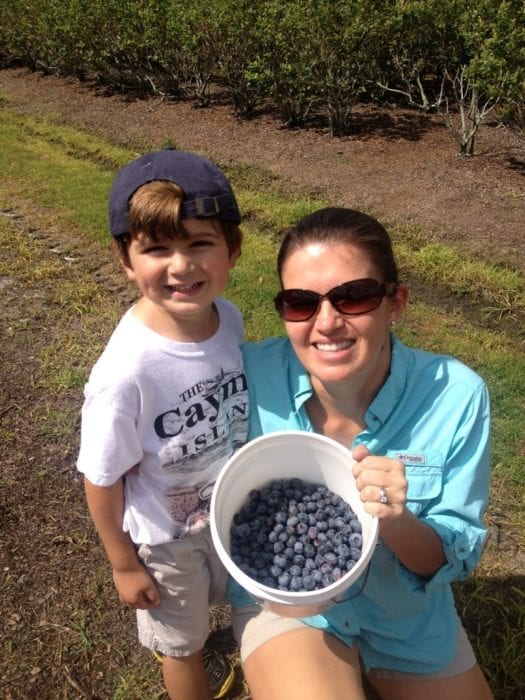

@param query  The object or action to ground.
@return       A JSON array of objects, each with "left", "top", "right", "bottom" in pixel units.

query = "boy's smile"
[{"left": 123, "top": 218, "right": 240, "bottom": 341}]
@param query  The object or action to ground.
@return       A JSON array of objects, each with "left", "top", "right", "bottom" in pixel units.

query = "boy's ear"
[
  {"left": 112, "top": 239, "right": 135, "bottom": 279},
  {"left": 229, "top": 245, "right": 241, "bottom": 268},
  {"left": 122, "top": 263, "right": 137, "bottom": 282}
]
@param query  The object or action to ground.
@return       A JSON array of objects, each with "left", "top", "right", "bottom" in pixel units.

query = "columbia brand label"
[{"left": 395, "top": 453, "right": 426, "bottom": 466}]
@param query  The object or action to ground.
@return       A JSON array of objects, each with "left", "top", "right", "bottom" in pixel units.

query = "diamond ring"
[{"left": 378, "top": 486, "right": 389, "bottom": 504}]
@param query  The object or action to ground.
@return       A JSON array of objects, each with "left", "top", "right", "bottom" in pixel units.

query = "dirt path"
[{"left": 1, "top": 66, "right": 524, "bottom": 271}]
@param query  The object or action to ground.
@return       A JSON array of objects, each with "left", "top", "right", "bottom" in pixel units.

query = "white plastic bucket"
[{"left": 211, "top": 431, "right": 379, "bottom": 617}]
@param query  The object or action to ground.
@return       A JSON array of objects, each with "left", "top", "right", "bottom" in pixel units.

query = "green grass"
[
  {"left": 1, "top": 107, "right": 523, "bottom": 700},
  {"left": 394, "top": 235, "right": 525, "bottom": 326},
  {"left": 1, "top": 105, "right": 523, "bottom": 519}
]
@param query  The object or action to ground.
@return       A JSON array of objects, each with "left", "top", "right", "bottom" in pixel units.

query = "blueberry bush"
[{"left": 0, "top": 0, "right": 523, "bottom": 138}]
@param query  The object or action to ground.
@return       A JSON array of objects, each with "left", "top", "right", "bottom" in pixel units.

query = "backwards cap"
[{"left": 108, "top": 148, "right": 241, "bottom": 237}]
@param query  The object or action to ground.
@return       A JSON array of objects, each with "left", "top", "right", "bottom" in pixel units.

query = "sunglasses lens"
[
  {"left": 333, "top": 279, "right": 384, "bottom": 315},
  {"left": 275, "top": 289, "right": 320, "bottom": 321}
]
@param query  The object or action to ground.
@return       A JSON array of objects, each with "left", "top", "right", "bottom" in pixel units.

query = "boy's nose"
[{"left": 168, "top": 251, "right": 194, "bottom": 274}]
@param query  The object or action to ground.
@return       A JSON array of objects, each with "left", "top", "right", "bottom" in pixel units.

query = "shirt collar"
[
  {"left": 289, "top": 342, "right": 314, "bottom": 414},
  {"left": 366, "top": 336, "right": 410, "bottom": 427}
]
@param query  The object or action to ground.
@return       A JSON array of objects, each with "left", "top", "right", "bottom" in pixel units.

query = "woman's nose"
[{"left": 314, "top": 298, "right": 345, "bottom": 330}]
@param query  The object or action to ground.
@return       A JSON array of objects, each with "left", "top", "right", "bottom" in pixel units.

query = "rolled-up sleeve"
[{"left": 417, "top": 382, "right": 490, "bottom": 591}]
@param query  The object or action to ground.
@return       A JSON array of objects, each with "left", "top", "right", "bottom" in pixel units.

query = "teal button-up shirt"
[{"left": 228, "top": 335, "right": 490, "bottom": 673}]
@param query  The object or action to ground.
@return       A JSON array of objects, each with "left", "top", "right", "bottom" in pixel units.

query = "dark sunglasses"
[{"left": 274, "top": 278, "right": 398, "bottom": 322}]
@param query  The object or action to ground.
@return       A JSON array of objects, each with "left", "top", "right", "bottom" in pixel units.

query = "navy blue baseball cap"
[{"left": 108, "top": 148, "right": 241, "bottom": 237}]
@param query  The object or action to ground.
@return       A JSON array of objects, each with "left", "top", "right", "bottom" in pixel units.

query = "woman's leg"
[
  {"left": 365, "top": 622, "right": 494, "bottom": 700},
  {"left": 242, "top": 626, "right": 366, "bottom": 700},
  {"left": 368, "top": 663, "right": 493, "bottom": 700}
]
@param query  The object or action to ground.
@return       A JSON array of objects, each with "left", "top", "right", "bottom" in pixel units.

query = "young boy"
[{"left": 77, "top": 149, "right": 248, "bottom": 699}]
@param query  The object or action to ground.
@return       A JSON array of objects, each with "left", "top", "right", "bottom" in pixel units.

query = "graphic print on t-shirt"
[{"left": 154, "top": 362, "right": 248, "bottom": 537}]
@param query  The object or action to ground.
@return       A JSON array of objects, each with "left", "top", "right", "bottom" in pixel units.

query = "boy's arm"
[{"left": 84, "top": 477, "right": 161, "bottom": 609}]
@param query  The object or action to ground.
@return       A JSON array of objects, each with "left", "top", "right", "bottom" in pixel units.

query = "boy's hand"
[{"left": 113, "top": 565, "right": 161, "bottom": 609}]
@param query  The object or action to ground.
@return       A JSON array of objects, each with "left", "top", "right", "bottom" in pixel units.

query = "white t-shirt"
[{"left": 77, "top": 297, "right": 248, "bottom": 545}]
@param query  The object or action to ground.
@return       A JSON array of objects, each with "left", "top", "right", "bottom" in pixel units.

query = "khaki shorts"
[
  {"left": 136, "top": 528, "right": 228, "bottom": 657},
  {"left": 232, "top": 604, "right": 476, "bottom": 679}
]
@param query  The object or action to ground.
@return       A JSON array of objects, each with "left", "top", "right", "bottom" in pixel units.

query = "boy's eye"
[
  {"left": 190, "top": 239, "right": 214, "bottom": 248},
  {"left": 142, "top": 244, "right": 169, "bottom": 254}
]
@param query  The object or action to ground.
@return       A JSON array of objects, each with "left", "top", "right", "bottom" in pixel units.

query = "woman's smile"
[{"left": 313, "top": 339, "right": 355, "bottom": 353}]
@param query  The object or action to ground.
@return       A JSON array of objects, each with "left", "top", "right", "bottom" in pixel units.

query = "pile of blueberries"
[{"left": 230, "top": 477, "right": 363, "bottom": 592}]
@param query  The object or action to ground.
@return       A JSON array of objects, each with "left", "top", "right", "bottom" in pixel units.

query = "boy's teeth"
[
  {"left": 173, "top": 282, "right": 198, "bottom": 291},
  {"left": 316, "top": 340, "right": 353, "bottom": 351}
]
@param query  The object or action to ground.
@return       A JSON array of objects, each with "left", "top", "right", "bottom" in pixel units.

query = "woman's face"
[{"left": 280, "top": 241, "right": 407, "bottom": 398}]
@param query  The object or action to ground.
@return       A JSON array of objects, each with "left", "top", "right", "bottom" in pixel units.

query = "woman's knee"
[{"left": 243, "top": 628, "right": 365, "bottom": 700}]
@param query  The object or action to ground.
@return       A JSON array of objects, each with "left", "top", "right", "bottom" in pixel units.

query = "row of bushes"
[{"left": 1, "top": 0, "right": 523, "bottom": 134}]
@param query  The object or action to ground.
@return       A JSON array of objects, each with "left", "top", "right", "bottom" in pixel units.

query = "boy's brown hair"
[{"left": 114, "top": 181, "right": 242, "bottom": 267}]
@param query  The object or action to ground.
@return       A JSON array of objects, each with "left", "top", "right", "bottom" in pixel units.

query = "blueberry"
[
  {"left": 278, "top": 572, "right": 291, "bottom": 587},
  {"left": 290, "top": 576, "right": 303, "bottom": 591},
  {"left": 273, "top": 554, "right": 287, "bottom": 568},
  {"left": 350, "top": 519, "right": 362, "bottom": 533},
  {"left": 337, "top": 543, "right": 350, "bottom": 558},
  {"left": 324, "top": 552, "right": 338, "bottom": 565},
  {"left": 320, "top": 562, "right": 333, "bottom": 575},
  {"left": 349, "top": 532, "right": 363, "bottom": 547},
  {"left": 302, "top": 575, "right": 316, "bottom": 591},
  {"left": 237, "top": 523, "right": 251, "bottom": 539},
  {"left": 322, "top": 573, "right": 334, "bottom": 587},
  {"left": 349, "top": 546, "right": 361, "bottom": 561},
  {"left": 303, "top": 543, "right": 315, "bottom": 558},
  {"left": 296, "top": 521, "right": 308, "bottom": 535}
]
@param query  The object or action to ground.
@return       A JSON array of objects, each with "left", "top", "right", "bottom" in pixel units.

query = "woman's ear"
[{"left": 390, "top": 283, "right": 409, "bottom": 323}]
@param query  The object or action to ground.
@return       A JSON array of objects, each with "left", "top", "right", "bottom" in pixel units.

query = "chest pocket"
[{"left": 385, "top": 450, "right": 444, "bottom": 516}]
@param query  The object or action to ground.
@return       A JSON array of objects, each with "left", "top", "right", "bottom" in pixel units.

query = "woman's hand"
[
  {"left": 351, "top": 444, "right": 407, "bottom": 520},
  {"left": 352, "top": 444, "right": 446, "bottom": 576}
]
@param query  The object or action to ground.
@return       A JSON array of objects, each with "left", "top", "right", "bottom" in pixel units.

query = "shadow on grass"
[{"left": 454, "top": 575, "right": 525, "bottom": 700}]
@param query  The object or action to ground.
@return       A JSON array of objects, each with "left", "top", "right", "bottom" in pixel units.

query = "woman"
[{"left": 230, "top": 208, "right": 493, "bottom": 699}]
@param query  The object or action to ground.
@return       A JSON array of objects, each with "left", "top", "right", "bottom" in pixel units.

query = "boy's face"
[{"left": 123, "top": 217, "right": 240, "bottom": 333}]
